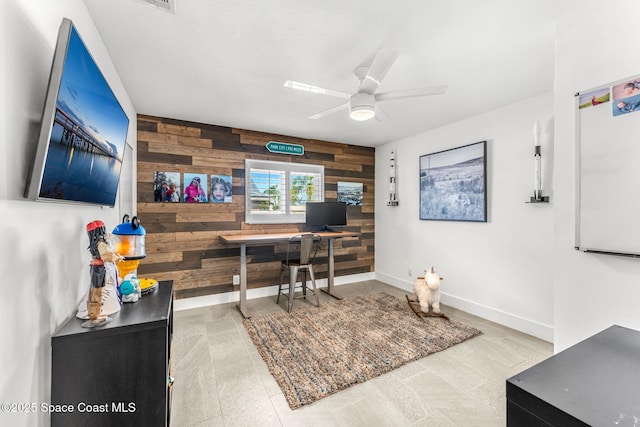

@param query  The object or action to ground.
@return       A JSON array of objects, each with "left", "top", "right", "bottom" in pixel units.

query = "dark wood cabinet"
[
  {"left": 507, "top": 325, "right": 640, "bottom": 427},
  {"left": 51, "top": 281, "right": 173, "bottom": 427}
]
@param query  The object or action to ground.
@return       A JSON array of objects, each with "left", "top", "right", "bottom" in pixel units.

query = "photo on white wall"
[
  {"left": 612, "top": 77, "right": 640, "bottom": 116},
  {"left": 578, "top": 88, "right": 610, "bottom": 109},
  {"left": 419, "top": 141, "right": 487, "bottom": 222}
]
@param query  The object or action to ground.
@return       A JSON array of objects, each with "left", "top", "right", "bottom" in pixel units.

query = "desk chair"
[{"left": 276, "top": 233, "right": 321, "bottom": 313}]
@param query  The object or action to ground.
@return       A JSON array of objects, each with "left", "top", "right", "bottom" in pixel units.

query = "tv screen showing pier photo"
[{"left": 25, "top": 18, "right": 130, "bottom": 207}]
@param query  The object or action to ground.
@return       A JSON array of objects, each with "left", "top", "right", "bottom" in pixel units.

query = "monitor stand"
[{"left": 319, "top": 225, "right": 334, "bottom": 232}]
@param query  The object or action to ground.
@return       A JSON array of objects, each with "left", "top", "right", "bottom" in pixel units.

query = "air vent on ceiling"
[{"left": 137, "top": 0, "right": 175, "bottom": 14}]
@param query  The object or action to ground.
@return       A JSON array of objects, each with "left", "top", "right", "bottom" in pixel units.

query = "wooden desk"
[
  {"left": 506, "top": 325, "right": 640, "bottom": 426},
  {"left": 220, "top": 230, "right": 359, "bottom": 317}
]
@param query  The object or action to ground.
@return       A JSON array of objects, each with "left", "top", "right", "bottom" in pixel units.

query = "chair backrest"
[{"left": 287, "top": 233, "right": 320, "bottom": 265}]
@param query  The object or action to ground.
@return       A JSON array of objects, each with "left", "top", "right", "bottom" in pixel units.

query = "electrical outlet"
[{"left": 232, "top": 275, "right": 240, "bottom": 285}]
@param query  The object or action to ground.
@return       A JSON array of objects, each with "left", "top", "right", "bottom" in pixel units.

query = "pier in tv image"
[{"left": 38, "top": 21, "right": 129, "bottom": 206}]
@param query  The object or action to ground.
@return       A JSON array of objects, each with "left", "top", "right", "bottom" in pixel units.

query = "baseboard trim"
[
  {"left": 174, "top": 272, "right": 376, "bottom": 312},
  {"left": 375, "top": 272, "right": 554, "bottom": 342}
]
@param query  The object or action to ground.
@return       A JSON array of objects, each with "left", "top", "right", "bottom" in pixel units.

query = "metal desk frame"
[{"left": 220, "top": 231, "right": 359, "bottom": 318}]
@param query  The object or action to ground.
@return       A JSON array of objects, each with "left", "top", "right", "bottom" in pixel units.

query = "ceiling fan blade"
[
  {"left": 358, "top": 49, "right": 399, "bottom": 94},
  {"left": 308, "top": 102, "right": 349, "bottom": 119},
  {"left": 373, "top": 104, "right": 389, "bottom": 122},
  {"left": 375, "top": 85, "right": 448, "bottom": 102},
  {"left": 284, "top": 80, "right": 350, "bottom": 99}
]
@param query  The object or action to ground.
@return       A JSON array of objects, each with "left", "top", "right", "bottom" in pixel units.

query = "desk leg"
[
  {"left": 320, "top": 238, "right": 342, "bottom": 300},
  {"left": 236, "top": 243, "right": 251, "bottom": 318}
]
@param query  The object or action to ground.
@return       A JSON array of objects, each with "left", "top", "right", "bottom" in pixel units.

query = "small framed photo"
[
  {"left": 210, "top": 175, "right": 232, "bottom": 203},
  {"left": 153, "top": 171, "right": 181, "bottom": 203},
  {"left": 338, "top": 181, "right": 363, "bottom": 206},
  {"left": 183, "top": 173, "right": 208, "bottom": 203}
]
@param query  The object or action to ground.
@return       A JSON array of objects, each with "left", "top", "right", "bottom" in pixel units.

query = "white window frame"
[{"left": 245, "top": 159, "right": 324, "bottom": 224}]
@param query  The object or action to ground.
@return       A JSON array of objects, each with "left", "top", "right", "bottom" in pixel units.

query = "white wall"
[
  {"left": 0, "top": 2, "right": 136, "bottom": 426},
  {"left": 553, "top": 0, "right": 640, "bottom": 351},
  {"left": 375, "top": 92, "right": 555, "bottom": 342}
]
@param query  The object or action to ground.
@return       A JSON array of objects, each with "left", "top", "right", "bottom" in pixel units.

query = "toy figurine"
[
  {"left": 119, "top": 273, "right": 142, "bottom": 303},
  {"left": 78, "top": 220, "right": 123, "bottom": 327},
  {"left": 406, "top": 267, "right": 449, "bottom": 320}
]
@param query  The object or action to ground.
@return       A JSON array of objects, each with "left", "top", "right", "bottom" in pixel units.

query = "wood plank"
[
  {"left": 147, "top": 141, "right": 213, "bottom": 156},
  {"left": 157, "top": 122, "right": 202, "bottom": 137},
  {"left": 334, "top": 153, "right": 376, "bottom": 166},
  {"left": 143, "top": 251, "right": 183, "bottom": 264},
  {"left": 192, "top": 157, "right": 245, "bottom": 169},
  {"left": 178, "top": 135, "right": 214, "bottom": 149},
  {"left": 174, "top": 230, "right": 220, "bottom": 241},
  {"left": 138, "top": 130, "right": 180, "bottom": 145},
  {"left": 176, "top": 212, "right": 237, "bottom": 223}
]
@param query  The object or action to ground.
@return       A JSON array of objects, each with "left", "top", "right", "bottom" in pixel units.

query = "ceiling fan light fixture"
[
  {"left": 349, "top": 92, "right": 376, "bottom": 121},
  {"left": 349, "top": 105, "right": 376, "bottom": 121}
]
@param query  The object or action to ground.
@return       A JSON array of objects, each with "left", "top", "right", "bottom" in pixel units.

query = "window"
[{"left": 245, "top": 159, "right": 324, "bottom": 224}]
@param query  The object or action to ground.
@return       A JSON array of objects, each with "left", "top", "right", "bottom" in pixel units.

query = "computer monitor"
[{"left": 305, "top": 202, "right": 347, "bottom": 232}]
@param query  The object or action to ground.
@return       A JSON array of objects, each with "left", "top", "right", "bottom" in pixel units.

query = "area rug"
[{"left": 243, "top": 292, "right": 482, "bottom": 409}]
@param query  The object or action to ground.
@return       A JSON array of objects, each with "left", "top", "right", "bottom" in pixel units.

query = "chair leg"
[
  {"left": 308, "top": 265, "right": 320, "bottom": 307},
  {"left": 288, "top": 266, "right": 298, "bottom": 313},
  {"left": 276, "top": 265, "right": 285, "bottom": 304},
  {"left": 302, "top": 270, "right": 307, "bottom": 298}
]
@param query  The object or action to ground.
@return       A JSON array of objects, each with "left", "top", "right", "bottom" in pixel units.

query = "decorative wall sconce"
[
  {"left": 528, "top": 120, "right": 549, "bottom": 203},
  {"left": 387, "top": 149, "right": 398, "bottom": 206}
]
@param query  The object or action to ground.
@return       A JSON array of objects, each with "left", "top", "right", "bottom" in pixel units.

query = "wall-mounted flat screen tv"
[{"left": 24, "top": 18, "right": 130, "bottom": 207}]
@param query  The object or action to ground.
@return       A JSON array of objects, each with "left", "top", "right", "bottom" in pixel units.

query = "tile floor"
[{"left": 169, "top": 280, "right": 553, "bottom": 426}]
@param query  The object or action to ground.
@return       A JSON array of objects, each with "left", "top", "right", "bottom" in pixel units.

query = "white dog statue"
[{"left": 413, "top": 267, "right": 442, "bottom": 314}]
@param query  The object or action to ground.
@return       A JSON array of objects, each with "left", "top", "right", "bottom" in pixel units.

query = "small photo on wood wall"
[
  {"left": 183, "top": 173, "right": 208, "bottom": 203},
  {"left": 153, "top": 171, "right": 181, "bottom": 202},
  {"left": 210, "top": 175, "right": 232, "bottom": 203},
  {"left": 338, "top": 181, "right": 363, "bottom": 206}
]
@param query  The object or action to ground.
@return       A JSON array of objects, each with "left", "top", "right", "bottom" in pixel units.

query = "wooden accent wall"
[{"left": 136, "top": 115, "right": 375, "bottom": 299}]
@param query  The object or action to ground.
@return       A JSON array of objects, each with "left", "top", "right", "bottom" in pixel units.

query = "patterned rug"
[{"left": 243, "top": 292, "right": 482, "bottom": 409}]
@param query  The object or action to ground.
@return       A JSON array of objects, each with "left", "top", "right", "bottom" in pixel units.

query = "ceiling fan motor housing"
[{"left": 349, "top": 92, "right": 376, "bottom": 121}]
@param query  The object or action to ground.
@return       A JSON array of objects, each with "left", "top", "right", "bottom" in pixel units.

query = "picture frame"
[
  {"left": 183, "top": 172, "right": 208, "bottom": 203},
  {"left": 337, "top": 181, "right": 363, "bottom": 206},
  {"left": 419, "top": 141, "right": 487, "bottom": 222},
  {"left": 210, "top": 174, "right": 232, "bottom": 203},
  {"left": 153, "top": 171, "right": 181, "bottom": 203}
]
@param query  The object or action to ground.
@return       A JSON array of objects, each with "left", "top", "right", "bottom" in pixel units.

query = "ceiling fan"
[{"left": 284, "top": 49, "right": 447, "bottom": 121}]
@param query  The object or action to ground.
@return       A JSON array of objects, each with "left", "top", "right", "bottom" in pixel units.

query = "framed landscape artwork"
[
  {"left": 419, "top": 141, "right": 487, "bottom": 222},
  {"left": 337, "top": 181, "right": 363, "bottom": 206}
]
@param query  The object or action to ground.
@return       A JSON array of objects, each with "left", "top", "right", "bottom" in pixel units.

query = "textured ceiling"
[{"left": 84, "top": 0, "right": 566, "bottom": 146}]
